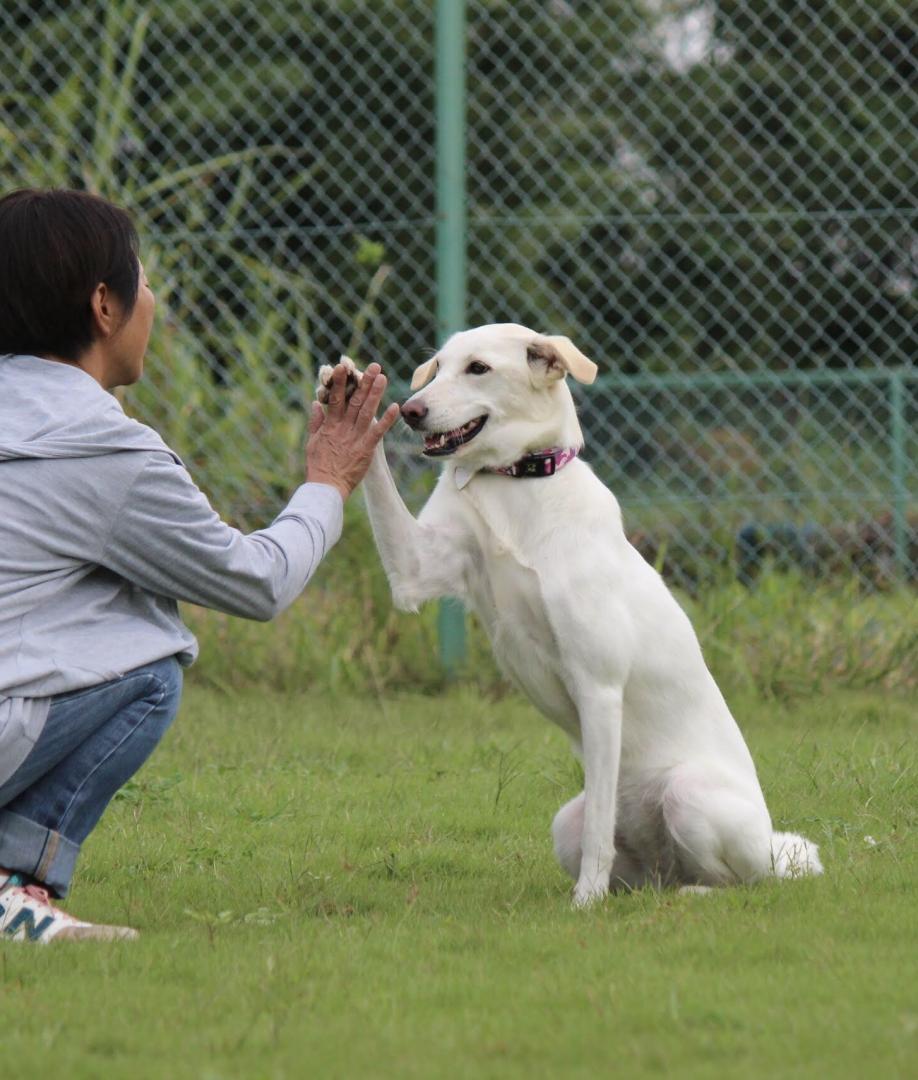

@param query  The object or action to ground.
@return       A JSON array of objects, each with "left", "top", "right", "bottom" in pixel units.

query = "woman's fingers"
[
  {"left": 374, "top": 401, "right": 401, "bottom": 440},
  {"left": 319, "top": 358, "right": 399, "bottom": 454},
  {"left": 308, "top": 400, "right": 325, "bottom": 435},
  {"left": 305, "top": 369, "right": 402, "bottom": 497},
  {"left": 355, "top": 370, "right": 390, "bottom": 430},
  {"left": 346, "top": 362, "right": 380, "bottom": 416}
]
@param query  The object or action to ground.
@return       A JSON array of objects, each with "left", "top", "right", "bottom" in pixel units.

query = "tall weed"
[{"left": 688, "top": 573, "right": 917, "bottom": 701}]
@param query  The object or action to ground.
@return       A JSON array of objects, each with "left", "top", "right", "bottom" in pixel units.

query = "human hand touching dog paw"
[
  {"left": 307, "top": 357, "right": 399, "bottom": 500},
  {"left": 316, "top": 354, "right": 363, "bottom": 406}
]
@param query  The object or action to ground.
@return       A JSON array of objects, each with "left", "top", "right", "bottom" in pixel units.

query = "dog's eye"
[{"left": 466, "top": 361, "right": 490, "bottom": 375}]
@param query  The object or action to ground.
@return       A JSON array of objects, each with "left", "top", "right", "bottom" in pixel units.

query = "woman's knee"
[
  {"left": 146, "top": 656, "right": 183, "bottom": 705},
  {"left": 132, "top": 657, "right": 183, "bottom": 736}
]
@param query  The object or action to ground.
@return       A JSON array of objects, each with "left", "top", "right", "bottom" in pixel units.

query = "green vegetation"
[
  {"left": 1, "top": 681, "right": 914, "bottom": 1077},
  {"left": 4, "top": 0, "right": 914, "bottom": 373},
  {"left": 3, "top": 0, "right": 914, "bottom": 571}
]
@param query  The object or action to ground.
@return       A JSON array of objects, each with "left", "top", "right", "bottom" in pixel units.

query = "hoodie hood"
[{"left": 0, "top": 354, "right": 177, "bottom": 463}]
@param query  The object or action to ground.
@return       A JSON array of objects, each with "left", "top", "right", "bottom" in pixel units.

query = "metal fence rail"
[{"left": 2, "top": 0, "right": 915, "bottom": 596}]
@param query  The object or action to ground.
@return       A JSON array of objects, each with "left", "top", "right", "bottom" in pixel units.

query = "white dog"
[{"left": 318, "top": 324, "right": 822, "bottom": 907}]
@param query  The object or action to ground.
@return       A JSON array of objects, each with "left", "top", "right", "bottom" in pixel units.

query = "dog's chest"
[
  {"left": 459, "top": 496, "right": 578, "bottom": 730},
  {"left": 459, "top": 490, "right": 545, "bottom": 612},
  {"left": 469, "top": 535, "right": 546, "bottom": 630}
]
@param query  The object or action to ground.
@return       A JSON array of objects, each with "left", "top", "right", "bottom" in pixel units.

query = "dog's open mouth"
[{"left": 422, "top": 415, "right": 488, "bottom": 457}]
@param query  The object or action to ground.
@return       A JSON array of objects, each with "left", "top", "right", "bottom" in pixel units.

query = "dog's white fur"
[{"left": 318, "top": 323, "right": 822, "bottom": 907}]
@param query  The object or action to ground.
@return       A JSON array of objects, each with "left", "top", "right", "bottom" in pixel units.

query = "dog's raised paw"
[{"left": 316, "top": 354, "right": 364, "bottom": 405}]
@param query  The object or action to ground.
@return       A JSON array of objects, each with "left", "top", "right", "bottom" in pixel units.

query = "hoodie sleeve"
[{"left": 99, "top": 452, "right": 344, "bottom": 620}]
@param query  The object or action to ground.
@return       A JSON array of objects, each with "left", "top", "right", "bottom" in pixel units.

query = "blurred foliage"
[
  {"left": 462, "top": 1, "right": 916, "bottom": 370},
  {"left": 3, "top": 0, "right": 914, "bottom": 376},
  {"left": 1, "top": 0, "right": 914, "bottom": 579}
]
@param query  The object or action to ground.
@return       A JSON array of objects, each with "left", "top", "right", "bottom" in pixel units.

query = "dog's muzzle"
[{"left": 421, "top": 415, "right": 489, "bottom": 457}]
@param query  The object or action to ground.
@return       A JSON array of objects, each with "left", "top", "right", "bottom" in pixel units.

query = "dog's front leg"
[
  {"left": 362, "top": 443, "right": 468, "bottom": 612},
  {"left": 316, "top": 359, "right": 468, "bottom": 611},
  {"left": 540, "top": 577, "right": 627, "bottom": 908},
  {"left": 573, "top": 687, "right": 623, "bottom": 908}
]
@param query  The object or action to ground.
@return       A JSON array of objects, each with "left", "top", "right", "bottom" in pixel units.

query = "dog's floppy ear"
[
  {"left": 410, "top": 358, "right": 438, "bottom": 390},
  {"left": 527, "top": 336, "right": 598, "bottom": 386}
]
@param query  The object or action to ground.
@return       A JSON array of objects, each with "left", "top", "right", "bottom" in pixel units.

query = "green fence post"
[
  {"left": 890, "top": 370, "right": 908, "bottom": 582},
  {"left": 435, "top": 0, "right": 467, "bottom": 673}
]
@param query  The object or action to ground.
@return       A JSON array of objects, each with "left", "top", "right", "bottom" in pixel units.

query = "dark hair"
[{"left": 0, "top": 188, "right": 140, "bottom": 361}]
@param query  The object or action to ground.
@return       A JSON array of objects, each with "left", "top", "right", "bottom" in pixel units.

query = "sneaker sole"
[{"left": 52, "top": 924, "right": 139, "bottom": 942}]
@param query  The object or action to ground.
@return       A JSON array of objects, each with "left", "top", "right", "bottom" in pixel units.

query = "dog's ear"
[
  {"left": 527, "top": 336, "right": 598, "bottom": 386},
  {"left": 410, "top": 358, "right": 438, "bottom": 390}
]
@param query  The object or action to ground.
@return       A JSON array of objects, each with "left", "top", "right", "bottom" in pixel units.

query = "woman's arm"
[
  {"left": 101, "top": 360, "right": 398, "bottom": 619},
  {"left": 99, "top": 453, "right": 344, "bottom": 620}
]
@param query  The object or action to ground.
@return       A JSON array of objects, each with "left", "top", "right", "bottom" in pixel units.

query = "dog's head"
[{"left": 400, "top": 323, "right": 597, "bottom": 469}]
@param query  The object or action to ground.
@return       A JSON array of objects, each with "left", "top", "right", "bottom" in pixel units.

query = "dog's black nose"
[{"left": 400, "top": 399, "right": 428, "bottom": 429}]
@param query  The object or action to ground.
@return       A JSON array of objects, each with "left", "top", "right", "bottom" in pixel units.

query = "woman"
[{"left": 0, "top": 188, "right": 399, "bottom": 942}]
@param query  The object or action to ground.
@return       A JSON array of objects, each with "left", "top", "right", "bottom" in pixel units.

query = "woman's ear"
[
  {"left": 89, "top": 282, "right": 118, "bottom": 340},
  {"left": 527, "top": 335, "right": 598, "bottom": 386}
]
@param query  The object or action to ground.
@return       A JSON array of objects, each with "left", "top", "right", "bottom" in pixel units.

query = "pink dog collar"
[{"left": 486, "top": 446, "right": 580, "bottom": 479}]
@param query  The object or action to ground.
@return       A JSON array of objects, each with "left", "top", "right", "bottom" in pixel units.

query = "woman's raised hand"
[{"left": 306, "top": 361, "right": 400, "bottom": 500}]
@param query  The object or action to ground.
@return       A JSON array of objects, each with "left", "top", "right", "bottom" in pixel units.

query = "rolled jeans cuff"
[{"left": 0, "top": 809, "right": 80, "bottom": 898}]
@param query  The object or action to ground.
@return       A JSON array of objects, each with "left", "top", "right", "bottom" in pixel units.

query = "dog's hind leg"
[
  {"left": 660, "top": 766, "right": 823, "bottom": 885},
  {"left": 660, "top": 765, "right": 775, "bottom": 885},
  {"left": 551, "top": 791, "right": 586, "bottom": 880}
]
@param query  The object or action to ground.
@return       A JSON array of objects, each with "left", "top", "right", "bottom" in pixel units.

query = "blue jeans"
[{"left": 0, "top": 658, "right": 182, "bottom": 897}]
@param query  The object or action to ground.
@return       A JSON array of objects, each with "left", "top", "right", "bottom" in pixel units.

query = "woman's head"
[{"left": 0, "top": 188, "right": 152, "bottom": 384}]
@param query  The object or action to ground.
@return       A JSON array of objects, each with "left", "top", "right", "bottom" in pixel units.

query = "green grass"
[{"left": 2, "top": 684, "right": 915, "bottom": 1078}]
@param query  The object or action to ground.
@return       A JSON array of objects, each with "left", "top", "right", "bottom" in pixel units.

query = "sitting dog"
[{"left": 318, "top": 324, "right": 822, "bottom": 907}]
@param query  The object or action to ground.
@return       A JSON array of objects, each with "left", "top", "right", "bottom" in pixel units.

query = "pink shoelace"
[
  {"left": 23, "top": 883, "right": 53, "bottom": 904},
  {"left": 20, "top": 882, "right": 74, "bottom": 921}
]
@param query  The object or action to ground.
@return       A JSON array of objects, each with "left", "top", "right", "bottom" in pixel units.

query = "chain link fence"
[{"left": 3, "top": 0, "right": 916, "bottom": 590}]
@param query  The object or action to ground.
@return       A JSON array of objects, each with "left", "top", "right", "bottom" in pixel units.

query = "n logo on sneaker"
[{"left": 3, "top": 908, "right": 55, "bottom": 941}]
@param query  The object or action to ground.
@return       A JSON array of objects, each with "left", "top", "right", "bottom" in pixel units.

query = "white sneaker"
[{"left": 0, "top": 874, "right": 138, "bottom": 943}]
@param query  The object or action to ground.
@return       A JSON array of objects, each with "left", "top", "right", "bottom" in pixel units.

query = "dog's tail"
[{"left": 770, "top": 831, "right": 823, "bottom": 879}]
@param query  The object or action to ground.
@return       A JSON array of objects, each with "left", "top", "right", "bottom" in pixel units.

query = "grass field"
[{"left": 1, "top": 681, "right": 914, "bottom": 1078}]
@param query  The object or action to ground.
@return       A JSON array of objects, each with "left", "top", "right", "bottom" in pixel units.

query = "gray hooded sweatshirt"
[{"left": 0, "top": 354, "right": 343, "bottom": 786}]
